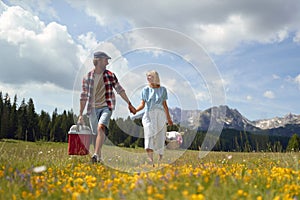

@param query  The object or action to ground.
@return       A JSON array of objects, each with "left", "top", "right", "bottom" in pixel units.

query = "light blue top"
[{"left": 141, "top": 86, "right": 168, "bottom": 112}]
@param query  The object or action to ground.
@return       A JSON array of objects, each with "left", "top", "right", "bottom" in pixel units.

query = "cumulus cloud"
[
  {"left": 76, "top": 31, "right": 130, "bottom": 82},
  {"left": 78, "top": 32, "right": 99, "bottom": 51},
  {"left": 0, "top": 81, "right": 74, "bottom": 113},
  {"left": 284, "top": 74, "right": 300, "bottom": 90},
  {"left": 0, "top": 2, "right": 82, "bottom": 90},
  {"left": 1, "top": 0, "right": 299, "bottom": 118},
  {"left": 67, "top": 0, "right": 300, "bottom": 54},
  {"left": 295, "top": 74, "right": 300, "bottom": 88},
  {"left": 263, "top": 90, "right": 275, "bottom": 99},
  {"left": 293, "top": 31, "right": 300, "bottom": 43},
  {"left": 4, "top": 0, "right": 58, "bottom": 20}
]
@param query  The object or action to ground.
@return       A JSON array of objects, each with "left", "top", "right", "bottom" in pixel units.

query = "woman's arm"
[
  {"left": 135, "top": 100, "right": 145, "bottom": 113},
  {"left": 163, "top": 100, "right": 173, "bottom": 125}
]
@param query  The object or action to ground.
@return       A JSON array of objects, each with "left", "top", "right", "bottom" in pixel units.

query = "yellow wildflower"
[
  {"left": 191, "top": 194, "right": 205, "bottom": 200},
  {"left": 72, "top": 192, "right": 80, "bottom": 200},
  {"left": 237, "top": 189, "right": 244, "bottom": 196},
  {"left": 147, "top": 185, "right": 154, "bottom": 195},
  {"left": 182, "top": 190, "right": 189, "bottom": 196},
  {"left": 256, "top": 196, "right": 263, "bottom": 200}
]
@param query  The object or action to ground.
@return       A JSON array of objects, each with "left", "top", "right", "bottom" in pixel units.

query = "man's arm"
[
  {"left": 119, "top": 91, "right": 136, "bottom": 114},
  {"left": 119, "top": 90, "right": 130, "bottom": 104},
  {"left": 78, "top": 75, "right": 88, "bottom": 124},
  {"left": 79, "top": 99, "right": 87, "bottom": 116},
  {"left": 78, "top": 99, "right": 87, "bottom": 124}
]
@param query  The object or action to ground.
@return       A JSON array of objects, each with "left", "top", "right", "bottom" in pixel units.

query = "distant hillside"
[{"left": 168, "top": 106, "right": 300, "bottom": 137}]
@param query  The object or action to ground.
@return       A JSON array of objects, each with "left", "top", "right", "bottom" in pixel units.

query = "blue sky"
[{"left": 0, "top": 0, "right": 299, "bottom": 121}]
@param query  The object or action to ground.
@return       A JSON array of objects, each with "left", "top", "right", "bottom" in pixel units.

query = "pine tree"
[
  {"left": 0, "top": 92, "right": 3, "bottom": 136},
  {"left": 9, "top": 95, "right": 18, "bottom": 139},
  {"left": 26, "top": 98, "right": 38, "bottom": 141},
  {"left": 16, "top": 98, "right": 27, "bottom": 140},
  {"left": 60, "top": 110, "right": 73, "bottom": 142},
  {"left": 38, "top": 110, "right": 51, "bottom": 141},
  {"left": 50, "top": 108, "right": 58, "bottom": 141},
  {"left": 287, "top": 134, "right": 300, "bottom": 152},
  {"left": 53, "top": 115, "right": 63, "bottom": 142},
  {"left": 0, "top": 93, "right": 11, "bottom": 139}
]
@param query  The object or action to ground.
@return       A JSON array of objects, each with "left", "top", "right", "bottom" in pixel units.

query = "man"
[{"left": 78, "top": 51, "right": 136, "bottom": 163}]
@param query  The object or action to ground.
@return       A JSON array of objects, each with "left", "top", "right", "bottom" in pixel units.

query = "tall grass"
[{"left": 0, "top": 139, "right": 299, "bottom": 199}]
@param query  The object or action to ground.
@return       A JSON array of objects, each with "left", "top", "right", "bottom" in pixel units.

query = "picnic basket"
[{"left": 166, "top": 125, "right": 184, "bottom": 150}]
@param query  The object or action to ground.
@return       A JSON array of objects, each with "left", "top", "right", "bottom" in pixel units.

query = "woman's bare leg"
[{"left": 146, "top": 148, "right": 154, "bottom": 166}]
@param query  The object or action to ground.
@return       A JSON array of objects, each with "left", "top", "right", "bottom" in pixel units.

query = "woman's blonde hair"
[{"left": 146, "top": 70, "right": 160, "bottom": 86}]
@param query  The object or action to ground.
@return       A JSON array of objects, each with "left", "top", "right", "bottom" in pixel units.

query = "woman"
[{"left": 135, "top": 70, "right": 173, "bottom": 166}]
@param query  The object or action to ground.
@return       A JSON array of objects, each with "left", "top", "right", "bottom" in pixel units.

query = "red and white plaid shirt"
[{"left": 80, "top": 69, "right": 125, "bottom": 115}]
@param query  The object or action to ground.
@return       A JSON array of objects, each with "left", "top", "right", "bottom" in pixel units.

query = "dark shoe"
[
  {"left": 91, "top": 154, "right": 104, "bottom": 164},
  {"left": 91, "top": 155, "right": 98, "bottom": 164}
]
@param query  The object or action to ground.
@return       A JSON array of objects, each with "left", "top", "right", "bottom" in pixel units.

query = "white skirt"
[{"left": 142, "top": 108, "right": 166, "bottom": 155}]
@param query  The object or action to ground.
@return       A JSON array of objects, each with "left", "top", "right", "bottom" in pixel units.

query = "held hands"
[{"left": 128, "top": 103, "right": 137, "bottom": 115}]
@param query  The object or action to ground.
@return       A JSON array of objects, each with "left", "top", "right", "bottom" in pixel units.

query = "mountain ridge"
[{"left": 168, "top": 105, "right": 300, "bottom": 136}]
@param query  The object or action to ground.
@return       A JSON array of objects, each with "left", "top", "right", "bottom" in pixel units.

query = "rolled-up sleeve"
[{"left": 112, "top": 73, "right": 125, "bottom": 94}]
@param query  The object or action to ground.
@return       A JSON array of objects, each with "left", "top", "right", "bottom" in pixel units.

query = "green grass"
[{"left": 0, "top": 139, "right": 299, "bottom": 200}]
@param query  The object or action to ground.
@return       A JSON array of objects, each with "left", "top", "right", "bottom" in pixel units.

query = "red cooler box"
[{"left": 68, "top": 124, "right": 92, "bottom": 155}]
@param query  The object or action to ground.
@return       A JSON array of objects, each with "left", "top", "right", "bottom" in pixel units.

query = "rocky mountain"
[
  {"left": 253, "top": 113, "right": 300, "bottom": 129},
  {"left": 132, "top": 105, "right": 300, "bottom": 136},
  {"left": 169, "top": 106, "right": 300, "bottom": 135},
  {"left": 169, "top": 107, "right": 202, "bottom": 129},
  {"left": 169, "top": 105, "right": 259, "bottom": 132}
]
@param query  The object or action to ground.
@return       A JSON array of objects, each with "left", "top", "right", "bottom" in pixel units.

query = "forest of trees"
[
  {"left": 1, "top": 92, "right": 299, "bottom": 152},
  {"left": 0, "top": 92, "right": 74, "bottom": 142}
]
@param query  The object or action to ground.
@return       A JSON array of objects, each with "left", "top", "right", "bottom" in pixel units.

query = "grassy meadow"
[{"left": 0, "top": 139, "right": 300, "bottom": 200}]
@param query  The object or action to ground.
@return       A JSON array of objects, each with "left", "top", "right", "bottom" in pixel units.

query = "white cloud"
[
  {"left": 0, "top": 81, "right": 74, "bottom": 113},
  {"left": 246, "top": 95, "right": 253, "bottom": 101},
  {"left": 263, "top": 90, "right": 275, "bottom": 99},
  {"left": 293, "top": 31, "right": 300, "bottom": 43},
  {"left": 0, "top": 2, "right": 83, "bottom": 90},
  {"left": 5, "top": 0, "right": 58, "bottom": 20},
  {"left": 192, "top": 15, "right": 251, "bottom": 54},
  {"left": 285, "top": 74, "right": 300, "bottom": 90},
  {"left": 78, "top": 32, "right": 99, "bottom": 51},
  {"left": 67, "top": 0, "right": 300, "bottom": 54},
  {"left": 1, "top": 0, "right": 299, "bottom": 119},
  {"left": 294, "top": 74, "right": 300, "bottom": 82},
  {"left": 295, "top": 74, "right": 300, "bottom": 88}
]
